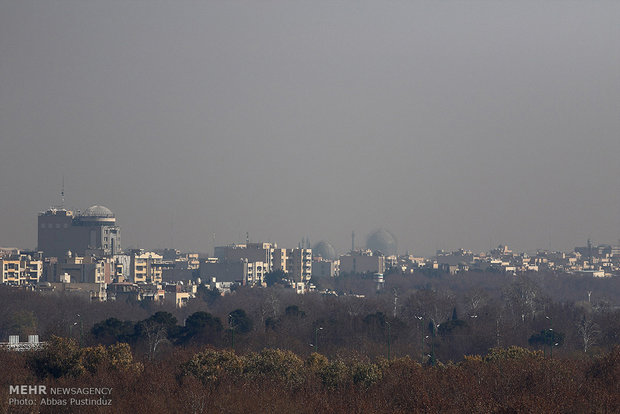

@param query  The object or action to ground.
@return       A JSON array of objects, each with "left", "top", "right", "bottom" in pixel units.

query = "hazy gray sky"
[{"left": 1, "top": 1, "right": 619, "bottom": 256}]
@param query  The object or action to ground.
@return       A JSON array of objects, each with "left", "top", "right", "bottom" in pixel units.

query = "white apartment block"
[{"left": 0, "top": 256, "right": 42, "bottom": 285}]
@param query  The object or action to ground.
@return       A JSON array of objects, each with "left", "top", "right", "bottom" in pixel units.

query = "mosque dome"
[
  {"left": 79, "top": 205, "right": 116, "bottom": 224},
  {"left": 313, "top": 241, "right": 337, "bottom": 261},
  {"left": 83, "top": 205, "right": 114, "bottom": 217},
  {"left": 366, "top": 229, "right": 397, "bottom": 256}
]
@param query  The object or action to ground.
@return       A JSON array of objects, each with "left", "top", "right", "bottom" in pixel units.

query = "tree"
[
  {"left": 146, "top": 311, "right": 178, "bottom": 331},
  {"left": 438, "top": 319, "right": 467, "bottom": 336},
  {"left": 29, "top": 336, "right": 83, "bottom": 378},
  {"left": 134, "top": 313, "right": 178, "bottom": 360},
  {"left": 285, "top": 305, "right": 305, "bottom": 318},
  {"left": 197, "top": 285, "right": 221, "bottom": 305},
  {"left": 577, "top": 315, "right": 600, "bottom": 353},
  {"left": 138, "top": 320, "right": 169, "bottom": 361},
  {"left": 265, "top": 270, "right": 287, "bottom": 287},
  {"left": 229, "top": 309, "right": 253, "bottom": 334},
  {"left": 502, "top": 277, "right": 547, "bottom": 322},
  {"left": 528, "top": 329, "right": 564, "bottom": 349},
  {"left": 180, "top": 311, "right": 223, "bottom": 344},
  {"left": 91, "top": 318, "right": 134, "bottom": 344}
]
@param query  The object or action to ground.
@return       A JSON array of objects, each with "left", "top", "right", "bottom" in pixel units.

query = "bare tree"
[
  {"left": 577, "top": 315, "right": 600, "bottom": 353},
  {"left": 140, "top": 321, "right": 169, "bottom": 360},
  {"left": 464, "top": 288, "right": 488, "bottom": 315}
]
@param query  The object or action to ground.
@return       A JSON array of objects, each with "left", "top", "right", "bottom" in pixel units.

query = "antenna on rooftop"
[
  {"left": 170, "top": 212, "right": 174, "bottom": 248},
  {"left": 352, "top": 231, "right": 355, "bottom": 252},
  {"left": 61, "top": 175, "right": 65, "bottom": 209}
]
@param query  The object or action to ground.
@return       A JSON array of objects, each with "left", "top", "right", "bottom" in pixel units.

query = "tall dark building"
[{"left": 37, "top": 205, "right": 121, "bottom": 258}]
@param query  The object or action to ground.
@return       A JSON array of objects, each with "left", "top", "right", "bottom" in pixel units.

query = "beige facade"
[
  {"left": 271, "top": 248, "right": 288, "bottom": 273},
  {"left": 0, "top": 256, "right": 42, "bottom": 285},
  {"left": 246, "top": 261, "right": 266, "bottom": 285},
  {"left": 130, "top": 251, "right": 163, "bottom": 284},
  {"left": 51, "top": 253, "right": 112, "bottom": 284}
]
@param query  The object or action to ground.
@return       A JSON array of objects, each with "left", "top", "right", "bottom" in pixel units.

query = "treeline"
[
  {"left": 2, "top": 271, "right": 620, "bottom": 363},
  {"left": 1, "top": 338, "right": 620, "bottom": 413}
]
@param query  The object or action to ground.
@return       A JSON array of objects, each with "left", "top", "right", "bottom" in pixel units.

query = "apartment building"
[
  {"left": 130, "top": 251, "right": 163, "bottom": 284},
  {"left": 0, "top": 255, "right": 42, "bottom": 285}
]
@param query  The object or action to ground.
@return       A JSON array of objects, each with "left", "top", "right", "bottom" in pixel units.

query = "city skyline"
[
  {"left": 4, "top": 199, "right": 620, "bottom": 259},
  {"left": 1, "top": 1, "right": 619, "bottom": 256}
]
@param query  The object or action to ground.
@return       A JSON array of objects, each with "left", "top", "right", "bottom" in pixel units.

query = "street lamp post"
[
  {"left": 429, "top": 323, "right": 439, "bottom": 366},
  {"left": 69, "top": 322, "right": 77, "bottom": 337},
  {"left": 228, "top": 314, "right": 236, "bottom": 350},
  {"left": 546, "top": 316, "right": 553, "bottom": 358},
  {"left": 415, "top": 316, "right": 424, "bottom": 364},
  {"left": 387, "top": 321, "right": 391, "bottom": 361},
  {"left": 314, "top": 327, "right": 323, "bottom": 353}
]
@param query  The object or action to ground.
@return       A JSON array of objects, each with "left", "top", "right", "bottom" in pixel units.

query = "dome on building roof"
[
  {"left": 313, "top": 241, "right": 337, "bottom": 261},
  {"left": 83, "top": 205, "right": 114, "bottom": 217},
  {"left": 366, "top": 229, "right": 397, "bottom": 256}
]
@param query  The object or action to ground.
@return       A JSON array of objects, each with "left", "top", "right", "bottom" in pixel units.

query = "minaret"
[{"left": 351, "top": 231, "right": 355, "bottom": 253}]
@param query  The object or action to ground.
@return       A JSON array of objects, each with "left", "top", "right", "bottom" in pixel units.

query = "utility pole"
[
  {"left": 387, "top": 321, "right": 392, "bottom": 361},
  {"left": 229, "top": 314, "right": 236, "bottom": 350}
]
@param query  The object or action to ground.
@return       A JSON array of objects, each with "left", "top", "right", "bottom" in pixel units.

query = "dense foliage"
[{"left": 1, "top": 341, "right": 620, "bottom": 413}]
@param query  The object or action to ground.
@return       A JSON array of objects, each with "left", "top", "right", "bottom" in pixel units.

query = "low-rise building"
[
  {"left": 339, "top": 250, "right": 385, "bottom": 275},
  {"left": 312, "top": 258, "right": 339, "bottom": 278}
]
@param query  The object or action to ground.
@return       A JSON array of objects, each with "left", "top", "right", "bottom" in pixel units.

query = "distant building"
[
  {"left": 214, "top": 242, "right": 312, "bottom": 283},
  {"left": 199, "top": 258, "right": 264, "bottom": 286},
  {"left": 40, "top": 250, "right": 118, "bottom": 284},
  {"left": 339, "top": 250, "right": 385, "bottom": 274},
  {"left": 312, "top": 258, "right": 339, "bottom": 278},
  {"left": 215, "top": 243, "right": 276, "bottom": 272},
  {"left": 130, "top": 250, "right": 163, "bottom": 284},
  {"left": 38, "top": 281, "right": 107, "bottom": 302},
  {"left": 0, "top": 335, "right": 45, "bottom": 351},
  {"left": 286, "top": 248, "right": 312, "bottom": 282},
  {"left": 0, "top": 254, "right": 42, "bottom": 285},
  {"left": 37, "top": 205, "right": 121, "bottom": 258},
  {"left": 163, "top": 284, "right": 194, "bottom": 308}
]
